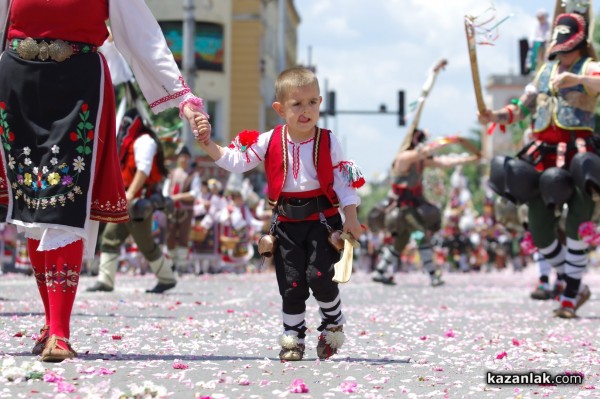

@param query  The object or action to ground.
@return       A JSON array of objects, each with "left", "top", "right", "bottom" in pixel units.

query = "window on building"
[{"left": 159, "top": 21, "right": 224, "bottom": 72}]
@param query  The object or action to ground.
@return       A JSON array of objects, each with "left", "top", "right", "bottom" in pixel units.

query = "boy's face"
[{"left": 272, "top": 83, "right": 322, "bottom": 136}]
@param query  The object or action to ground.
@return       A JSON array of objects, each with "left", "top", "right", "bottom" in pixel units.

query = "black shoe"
[
  {"left": 372, "top": 272, "right": 395, "bottom": 285},
  {"left": 86, "top": 282, "right": 114, "bottom": 292},
  {"left": 146, "top": 282, "right": 176, "bottom": 294}
]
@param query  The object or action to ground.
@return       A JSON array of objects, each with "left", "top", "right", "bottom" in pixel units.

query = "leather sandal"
[
  {"left": 31, "top": 325, "right": 49, "bottom": 355},
  {"left": 41, "top": 335, "right": 77, "bottom": 363}
]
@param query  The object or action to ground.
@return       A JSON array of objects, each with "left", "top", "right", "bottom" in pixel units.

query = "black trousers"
[{"left": 273, "top": 213, "right": 343, "bottom": 315}]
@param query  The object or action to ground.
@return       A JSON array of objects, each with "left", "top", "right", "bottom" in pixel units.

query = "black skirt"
[{"left": 0, "top": 49, "right": 102, "bottom": 229}]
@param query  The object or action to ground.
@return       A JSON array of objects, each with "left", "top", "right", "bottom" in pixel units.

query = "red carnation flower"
[
  {"left": 70, "top": 132, "right": 79, "bottom": 141},
  {"left": 0, "top": 102, "right": 6, "bottom": 110},
  {"left": 237, "top": 130, "right": 260, "bottom": 148},
  {"left": 8, "top": 132, "right": 14, "bottom": 141},
  {"left": 87, "top": 130, "right": 94, "bottom": 140},
  {"left": 81, "top": 103, "right": 89, "bottom": 112}
]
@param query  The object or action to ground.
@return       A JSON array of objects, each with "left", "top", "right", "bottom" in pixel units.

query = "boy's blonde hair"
[{"left": 274, "top": 67, "right": 320, "bottom": 102}]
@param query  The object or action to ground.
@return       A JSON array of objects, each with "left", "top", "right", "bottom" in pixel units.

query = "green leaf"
[
  {"left": 77, "top": 122, "right": 84, "bottom": 131},
  {"left": 27, "top": 371, "right": 44, "bottom": 380},
  {"left": 76, "top": 145, "right": 84, "bottom": 153},
  {"left": 84, "top": 146, "right": 91, "bottom": 155},
  {"left": 84, "top": 122, "right": 94, "bottom": 130}
]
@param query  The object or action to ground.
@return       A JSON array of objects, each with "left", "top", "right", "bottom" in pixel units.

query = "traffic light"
[
  {"left": 398, "top": 90, "right": 405, "bottom": 126},
  {"left": 326, "top": 91, "right": 336, "bottom": 116}
]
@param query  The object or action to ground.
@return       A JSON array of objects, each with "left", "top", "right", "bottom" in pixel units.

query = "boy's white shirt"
[{"left": 215, "top": 129, "right": 361, "bottom": 209}]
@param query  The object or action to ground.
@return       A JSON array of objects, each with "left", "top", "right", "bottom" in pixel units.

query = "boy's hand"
[
  {"left": 182, "top": 103, "right": 211, "bottom": 144},
  {"left": 343, "top": 217, "right": 363, "bottom": 241},
  {"left": 194, "top": 116, "right": 212, "bottom": 145}
]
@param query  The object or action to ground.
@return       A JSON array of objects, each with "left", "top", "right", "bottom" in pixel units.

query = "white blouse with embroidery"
[{"left": 215, "top": 129, "right": 361, "bottom": 209}]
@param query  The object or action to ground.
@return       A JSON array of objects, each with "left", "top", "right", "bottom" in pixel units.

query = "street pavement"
[{"left": 0, "top": 265, "right": 600, "bottom": 398}]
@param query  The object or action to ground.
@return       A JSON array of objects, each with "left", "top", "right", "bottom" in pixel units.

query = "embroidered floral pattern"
[
  {"left": 0, "top": 102, "right": 93, "bottom": 210},
  {"left": 45, "top": 264, "right": 79, "bottom": 293},
  {"left": 91, "top": 197, "right": 128, "bottom": 214},
  {"left": 0, "top": 102, "right": 15, "bottom": 151}
]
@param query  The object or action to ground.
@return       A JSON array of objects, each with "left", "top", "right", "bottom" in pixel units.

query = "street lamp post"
[{"left": 182, "top": 0, "right": 196, "bottom": 152}]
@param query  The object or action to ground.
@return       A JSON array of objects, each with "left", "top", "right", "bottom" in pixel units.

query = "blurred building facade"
[
  {"left": 482, "top": 73, "right": 531, "bottom": 159},
  {"left": 146, "top": 0, "right": 300, "bottom": 145}
]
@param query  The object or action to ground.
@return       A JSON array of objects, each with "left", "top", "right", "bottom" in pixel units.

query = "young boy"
[{"left": 194, "top": 67, "right": 364, "bottom": 360}]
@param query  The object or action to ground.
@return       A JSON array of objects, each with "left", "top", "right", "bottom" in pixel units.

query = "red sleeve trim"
[{"left": 148, "top": 76, "right": 192, "bottom": 109}]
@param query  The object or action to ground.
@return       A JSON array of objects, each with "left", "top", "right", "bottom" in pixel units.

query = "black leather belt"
[{"left": 277, "top": 195, "right": 333, "bottom": 220}]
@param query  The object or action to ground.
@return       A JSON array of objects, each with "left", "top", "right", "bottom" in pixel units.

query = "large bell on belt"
[
  {"left": 504, "top": 158, "right": 540, "bottom": 204},
  {"left": 488, "top": 155, "right": 509, "bottom": 198},
  {"left": 162, "top": 197, "right": 175, "bottom": 215},
  {"left": 383, "top": 207, "right": 401, "bottom": 235},
  {"left": 415, "top": 202, "right": 442, "bottom": 232},
  {"left": 494, "top": 197, "right": 520, "bottom": 228},
  {"left": 569, "top": 152, "right": 600, "bottom": 196},
  {"left": 367, "top": 200, "right": 388, "bottom": 232},
  {"left": 539, "top": 167, "right": 574, "bottom": 209},
  {"left": 129, "top": 198, "right": 154, "bottom": 221},
  {"left": 149, "top": 193, "right": 165, "bottom": 210}
]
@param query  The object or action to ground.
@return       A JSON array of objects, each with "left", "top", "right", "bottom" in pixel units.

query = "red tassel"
[
  {"left": 487, "top": 123, "right": 506, "bottom": 135},
  {"left": 352, "top": 177, "right": 366, "bottom": 188}
]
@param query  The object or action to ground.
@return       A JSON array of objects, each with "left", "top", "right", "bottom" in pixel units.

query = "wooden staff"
[{"left": 464, "top": 15, "right": 486, "bottom": 114}]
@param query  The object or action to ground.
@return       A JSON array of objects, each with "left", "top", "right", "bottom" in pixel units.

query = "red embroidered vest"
[
  {"left": 119, "top": 117, "right": 163, "bottom": 198},
  {"left": 264, "top": 125, "right": 339, "bottom": 207}
]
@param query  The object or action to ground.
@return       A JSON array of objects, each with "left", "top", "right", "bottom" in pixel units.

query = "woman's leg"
[
  {"left": 45, "top": 239, "right": 83, "bottom": 348},
  {"left": 27, "top": 239, "right": 50, "bottom": 327}
]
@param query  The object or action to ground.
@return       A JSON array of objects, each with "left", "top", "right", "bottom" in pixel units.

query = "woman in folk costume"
[
  {"left": 194, "top": 67, "right": 364, "bottom": 361},
  {"left": 479, "top": 0, "right": 600, "bottom": 318},
  {"left": 0, "top": 0, "right": 208, "bottom": 361}
]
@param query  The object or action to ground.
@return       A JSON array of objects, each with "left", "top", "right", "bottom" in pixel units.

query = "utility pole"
[
  {"left": 182, "top": 0, "right": 196, "bottom": 152},
  {"left": 278, "top": 0, "right": 286, "bottom": 72}
]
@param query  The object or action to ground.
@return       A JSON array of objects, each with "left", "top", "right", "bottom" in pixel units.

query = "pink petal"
[
  {"left": 340, "top": 380, "right": 358, "bottom": 393},
  {"left": 289, "top": 378, "right": 309, "bottom": 393},
  {"left": 56, "top": 381, "right": 76, "bottom": 393},
  {"left": 173, "top": 360, "right": 189, "bottom": 370},
  {"left": 43, "top": 371, "right": 64, "bottom": 383}
]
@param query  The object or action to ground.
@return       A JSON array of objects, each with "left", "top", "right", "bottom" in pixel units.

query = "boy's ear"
[{"left": 272, "top": 101, "right": 284, "bottom": 117}]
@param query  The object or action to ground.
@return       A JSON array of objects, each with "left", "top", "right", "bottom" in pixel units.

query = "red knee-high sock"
[
  {"left": 27, "top": 239, "right": 50, "bottom": 327},
  {"left": 45, "top": 240, "right": 83, "bottom": 346}
]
